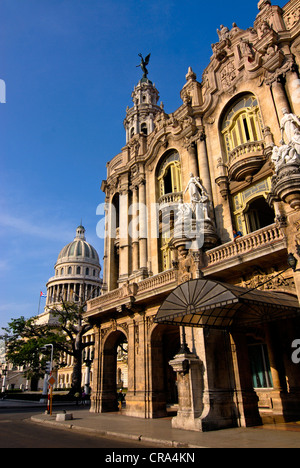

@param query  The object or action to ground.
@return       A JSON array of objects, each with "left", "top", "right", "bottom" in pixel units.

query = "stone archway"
[
  {"left": 100, "top": 329, "right": 128, "bottom": 413},
  {"left": 150, "top": 324, "right": 180, "bottom": 418}
]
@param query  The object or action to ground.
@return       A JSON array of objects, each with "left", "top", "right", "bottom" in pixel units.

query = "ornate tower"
[{"left": 123, "top": 61, "right": 163, "bottom": 143}]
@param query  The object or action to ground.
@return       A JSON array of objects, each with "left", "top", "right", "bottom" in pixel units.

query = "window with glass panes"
[{"left": 222, "top": 94, "right": 263, "bottom": 161}]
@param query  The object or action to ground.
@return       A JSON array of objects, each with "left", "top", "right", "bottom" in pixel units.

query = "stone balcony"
[
  {"left": 228, "top": 140, "right": 266, "bottom": 182},
  {"left": 86, "top": 269, "right": 179, "bottom": 319},
  {"left": 158, "top": 192, "right": 184, "bottom": 209},
  {"left": 204, "top": 223, "right": 287, "bottom": 277}
]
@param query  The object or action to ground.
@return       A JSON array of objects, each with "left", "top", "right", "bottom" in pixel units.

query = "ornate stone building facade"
[{"left": 86, "top": 0, "right": 300, "bottom": 431}]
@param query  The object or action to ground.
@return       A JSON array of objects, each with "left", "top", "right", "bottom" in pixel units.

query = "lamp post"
[
  {"left": 40, "top": 344, "right": 54, "bottom": 414},
  {"left": 1, "top": 365, "right": 8, "bottom": 394},
  {"left": 83, "top": 349, "right": 94, "bottom": 396}
]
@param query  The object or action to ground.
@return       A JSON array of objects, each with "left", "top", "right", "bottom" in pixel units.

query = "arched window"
[
  {"left": 76, "top": 266, "right": 81, "bottom": 275},
  {"left": 157, "top": 152, "right": 182, "bottom": 272},
  {"left": 157, "top": 151, "right": 182, "bottom": 198},
  {"left": 244, "top": 197, "right": 275, "bottom": 233},
  {"left": 232, "top": 179, "right": 275, "bottom": 235},
  {"left": 221, "top": 94, "right": 263, "bottom": 162},
  {"left": 141, "top": 123, "right": 147, "bottom": 135},
  {"left": 68, "top": 267, "right": 72, "bottom": 274}
]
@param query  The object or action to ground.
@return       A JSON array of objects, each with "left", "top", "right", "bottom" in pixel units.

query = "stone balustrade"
[{"left": 206, "top": 223, "right": 285, "bottom": 266}]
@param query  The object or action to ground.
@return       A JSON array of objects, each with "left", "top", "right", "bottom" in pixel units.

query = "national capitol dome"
[
  {"left": 45, "top": 225, "right": 102, "bottom": 306},
  {"left": 56, "top": 225, "right": 100, "bottom": 266}
]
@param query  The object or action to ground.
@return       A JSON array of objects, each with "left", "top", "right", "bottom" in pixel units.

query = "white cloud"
[{"left": 0, "top": 212, "right": 73, "bottom": 242}]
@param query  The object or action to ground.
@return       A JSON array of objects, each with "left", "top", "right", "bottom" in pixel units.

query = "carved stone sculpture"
[
  {"left": 269, "top": 109, "right": 300, "bottom": 210},
  {"left": 271, "top": 110, "right": 300, "bottom": 173}
]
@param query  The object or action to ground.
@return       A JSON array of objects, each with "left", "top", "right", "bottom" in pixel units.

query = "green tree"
[
  {"left": 1, "top": 316, "right": 64, "bottom": 381},
  {"left": 1, "top": 300, "right": 94, "bottom": 396},
  {"left": 50, "top": 299, "right": 94, "bottom": 396}
]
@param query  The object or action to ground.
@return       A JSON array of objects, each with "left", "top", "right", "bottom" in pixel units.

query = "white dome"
[{"left": 56, "top": 225, "right": 100, "bottom": 266}]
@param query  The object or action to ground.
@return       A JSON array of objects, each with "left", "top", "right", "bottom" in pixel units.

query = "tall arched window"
[
  {"left": 221, "top": 94, "right": 263, "bottom": 162},
  {"left": 157, "top": 151, "right": 182, "bottom": 198},
  {"left": 157, "top": 151, "right": 182, "bottom": 272}
]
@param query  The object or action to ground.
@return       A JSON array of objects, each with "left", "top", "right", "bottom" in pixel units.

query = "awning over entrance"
[{"left": 154, "top": 279, "right": 300, "bottom": 330}]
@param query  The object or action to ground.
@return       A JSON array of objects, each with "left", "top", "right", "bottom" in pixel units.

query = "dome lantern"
[{"left": 75, "top": 225, "right": 86, "bottom": 240}]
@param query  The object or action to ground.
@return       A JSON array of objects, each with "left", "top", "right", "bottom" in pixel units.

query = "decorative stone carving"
[
  {"left": 172, "top": 176, "right": 218, "bottom": 253},
  {"left": 269, "top": 109, "right": 300, "bottom": 210},
  {"left": 280, "top": 108, "right": 300, "bottom": 147},
  {"left": 220, "top": 61, "right": 237, "bottom": 91}
]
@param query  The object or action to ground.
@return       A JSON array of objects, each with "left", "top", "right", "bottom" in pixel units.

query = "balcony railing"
[
  {"left": 86, "top": 269, "right": 178, "bottom": 314},
  {"left": 158, "top": 192, "right": 183, "bottom": 206},
  {"left": 227, "top": 140, "right": 266, "bottom": 181},
  {"left": 228, "top": 140, "right": 265, "bottom": 164},
  {"left": 206, "top": 224, "right": 285, "bottom": 267}
]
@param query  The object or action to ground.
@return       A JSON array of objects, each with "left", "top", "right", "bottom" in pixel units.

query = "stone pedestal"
[
  {"left": 271, "top": 163, "right": 300, "bottom": 210},
  {"left": 169, "top": 351, "right": 204, "bottom": 432}
]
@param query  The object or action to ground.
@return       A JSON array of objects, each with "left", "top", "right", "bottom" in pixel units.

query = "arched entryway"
[
  {"left": 101, "top": 329, "right": 128, "bottom": 412},
  {"left": 150, "top": 324, "right": 180, "bottom": 417}
]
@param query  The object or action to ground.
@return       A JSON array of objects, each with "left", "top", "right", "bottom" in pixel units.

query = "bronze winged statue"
[{"left": 136, "top": 53, "right": 151, "bottom": 79}]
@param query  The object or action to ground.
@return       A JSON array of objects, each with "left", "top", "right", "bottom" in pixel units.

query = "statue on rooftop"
[{"left": 136, "top": 53, "right": 151, "bottom": 79}]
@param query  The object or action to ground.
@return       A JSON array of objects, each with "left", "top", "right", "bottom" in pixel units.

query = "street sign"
[{"left": 48, "top": 376, "right": 56, "bottom": 387}]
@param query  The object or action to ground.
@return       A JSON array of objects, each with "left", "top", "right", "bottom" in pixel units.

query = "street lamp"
[
  {"left": 1, "top": 365, "right": 8, "bottom": 394},
  {"left": 40, "top": 344, "right": 54, "bottom": 414},
  {"left": 83, "top": 349, "right": 94, "bottom": 396},
  {"left": 287, "top": 252, "right": 298, "bottom": 272}
]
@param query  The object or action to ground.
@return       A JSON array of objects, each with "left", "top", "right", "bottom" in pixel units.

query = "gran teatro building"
[{"left": 86, "top": 0, "right": 300, "bottom": 431}]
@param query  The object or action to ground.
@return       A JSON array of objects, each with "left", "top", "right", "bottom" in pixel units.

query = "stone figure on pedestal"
[
  {"left": 184, "top": 173, "right": 210, "bottom": 220},
  {"left": 271, "top": 109, "right": 300, "bottom": 173},
  {"left": 270, "top": 109, "right": 300, "bottom": 211},
  {"left": 280, "top": 108, "right": 300, "bottom": 146}
]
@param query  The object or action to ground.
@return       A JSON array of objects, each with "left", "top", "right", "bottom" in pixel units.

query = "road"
[{"left": 0, "top": 407, "right": 155, "bottom": 448}]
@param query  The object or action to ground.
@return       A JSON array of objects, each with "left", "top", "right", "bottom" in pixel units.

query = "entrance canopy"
[{"left": 154, "top": 279, "right": 300, "bottom": 330}]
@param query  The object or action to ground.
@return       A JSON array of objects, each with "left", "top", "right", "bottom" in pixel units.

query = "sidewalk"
[{"left": 30, "top": 409, "right": 300, "bottom": 448}]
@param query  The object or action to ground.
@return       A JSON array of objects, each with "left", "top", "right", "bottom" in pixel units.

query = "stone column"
[
  {"left": 124, "top": 319, "right": 138, "bottom": 416},
  {"left": 139, "top": 180, "right": 148, "bottom": 271},
  {"left": 285, "top": 70, "right": 300, "bottom": 117},
  {"left": 125, "top": 314, "right": 150, "bottom": 418},
  {"left": 271, "top": 77, "right": 291, "bottom": 124},
  {"left": 102, "top": 196, "right": 111, "bottom": 293},
  {"left": 187, "top": 143, "right": 199, "bottom": 179},
  {"left": 90, "top": 325, "right": 101, "bottom": 413},
  {"left": 196, "top": 131, "right": 213, "bottom": 201},
  {"left": 131, "top": 186, "right": 139, "bottom": 273},
  {"left": 230, "top": 333, "right": 262, "bottom": 427},
  {"left": 119, "top": 190, "right": 130, "bottom": 284}
]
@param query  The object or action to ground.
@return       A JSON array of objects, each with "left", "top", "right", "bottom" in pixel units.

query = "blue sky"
[{"left": 0, "top": 0, "right": 287, "bottom": 330}]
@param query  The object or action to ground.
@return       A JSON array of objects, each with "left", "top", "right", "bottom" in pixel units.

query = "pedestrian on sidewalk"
[{"left": 117, "top": 389, "right": 124, "bottom": 411}]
